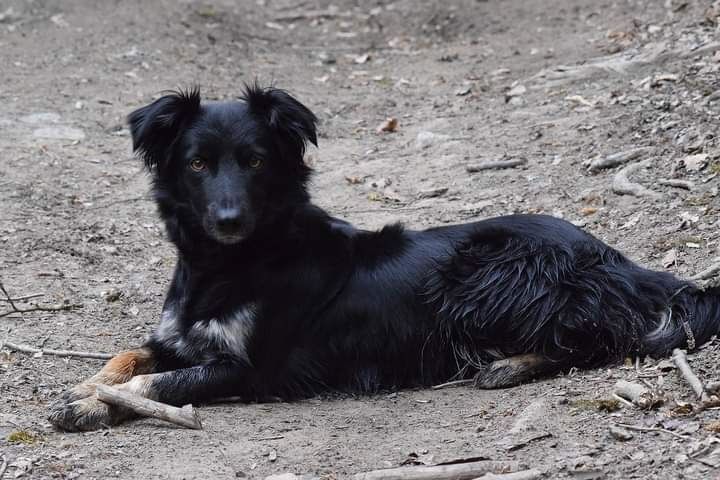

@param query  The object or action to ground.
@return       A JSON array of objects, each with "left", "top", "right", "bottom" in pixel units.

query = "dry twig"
[
  {"left": 587, "top": 147, "right": 651, "bottom": 171},
  {"left": 612, "top": 159, "right": 662, "bottom": 199},
  {"left": 96, "top": 385, "right": 203, "bottom": 430},
  {"left": 0, "top": 280, "right": 81, "bottom": 318},
  {"left": 658, "top": 179, "right": 694, "bottom": 190},
  {"left": 0, "top": 455, "right": 7, "bottom": 479},
  {"left": 432, "top": 379, "right": 474, "bottom": 390},
  {"left": 691, "top": 259, "right": 720, "bottom": 281},
  {"left": 466, "top": 158, "right": 527, "bottom": 172},
  {"left": 614, "top": 380, "right": 664, "bottom": 409},
  {"left": 672, "top": 348, "right": 708, "bottom": 401},
  {"left": 1, "top": 341, "right": 113, "bottom": 360},
  {"left": 614, "top": 423, "right": 689, "bottom": 440},
  {"left": 474, "top": 469, "right": 543, "bottom": 480},
  {"left": 350, "top": 460, "right": 521, "bottom": 480}
]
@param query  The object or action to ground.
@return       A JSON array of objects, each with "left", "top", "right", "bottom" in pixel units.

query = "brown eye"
[
  {"left": 248, "top": 158, "right": 263, "bottom": 169},
  {"left": 190, "top": 157, "right": 206, "bottom": 172}
]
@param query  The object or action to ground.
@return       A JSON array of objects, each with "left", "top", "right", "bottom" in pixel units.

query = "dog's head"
[{"left": 128, "top": 84, "right": 317, "bottom": 246}]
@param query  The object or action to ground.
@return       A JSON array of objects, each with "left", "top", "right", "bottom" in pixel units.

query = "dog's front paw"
[{"left": 48, "top": 394, "right": 130, "bottom": 431}]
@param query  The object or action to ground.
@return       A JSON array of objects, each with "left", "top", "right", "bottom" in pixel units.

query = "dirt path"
[{"left": 2, "top": 0, "right": 720, "bottom": 478}]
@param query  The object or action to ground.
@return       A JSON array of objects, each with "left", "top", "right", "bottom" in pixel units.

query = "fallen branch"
[
  {"left": 96, "top": 384, "right": 203, "bottom": 430},
  {"left": 1, "top": 341, "right": 113, "bottom": 360},
  {"left": 466, "top": 158, "right": 527, "bottom": 172},
  {"left": 0, "top": 455, "right": 7, "bottom": 480},
  {"left": 351, "top": 460, "right": 521, "bottom": 480},
  {"left": 0, "top": 280, "right": 81, "bottom": 317},
  {"left": 0, "top": 293, "right": 45, "bottom": 303},
  {"left": 613, "top": 380, "right": 664, "bottom": 409},
  {"left": 691, "top": 259, "right": 720, "bottom": 281},
  {"left": 0, "top": 303, "right": 81, "bottom": 318},
  {"left": 658, "top": 179, "right": 694, "bottom": 190},
  {"left": 612, "top": 159, "right": 662, "bottom": 199},
  {"left": 587, "top": 147, "right": 651, "bottom": 172},
  {"left": 614, "top": 423, "right": 689, "bottom": 440},
  {"left": 432, "top": 379, "right": 474, "bottom": 390},
  {"left": 672, "top": 348, "right": 708, "bottom": 401},
  {"left": 474, "top": 469, "right": 542, "bottom": 480},
  {"left": 274, "top": 9, "right": 349, "bottom": 22}
]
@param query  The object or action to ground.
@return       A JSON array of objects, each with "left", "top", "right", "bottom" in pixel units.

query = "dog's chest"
[{"left": 153, "top": 303, "right": 257, "bottom": 363}]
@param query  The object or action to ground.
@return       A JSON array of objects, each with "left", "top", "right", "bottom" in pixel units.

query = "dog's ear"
[
  {"left": 242, "top": 83, "right": 318, "bottom": 159},
  {"left": 128, "top": 89, "right": 201, "bottom": 170}
]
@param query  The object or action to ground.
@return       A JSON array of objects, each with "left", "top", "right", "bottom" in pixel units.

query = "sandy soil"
[{"left": 1, "top": 0, "right": 720, "bottom": 478}]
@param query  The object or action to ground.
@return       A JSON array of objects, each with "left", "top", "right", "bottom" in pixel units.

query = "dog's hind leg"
[
  {"left": 473, "top": 353, "right": 559, "bottom": 389},
  {"left": 48, "top": 347, "right": 157, "bottom": 431}
]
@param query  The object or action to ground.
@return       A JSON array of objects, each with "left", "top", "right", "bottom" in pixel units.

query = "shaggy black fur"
[{"left": 121, "top": 85, "right": 720, "bottom": 406}]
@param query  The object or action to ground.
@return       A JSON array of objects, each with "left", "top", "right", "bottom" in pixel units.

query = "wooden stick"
[
  {"left": 672, "top": 349, "right": 708, "bottom": 401},
  {"left": 351, "top": 461, "right": 520, "bottom": 480},
  {"left": 1, "top": 341, "right": 113, "bottom": 360},
  {"left": 691, "top": 259, "right": 720, "bottom": 281},
  {"left": 432, "top": 379, "right": 474, "bottom": 390},
  {"left": 0, "top": 293, "right": 45, "bottom": 303},
  {"left": 96, "top": 385, "right": 203, "bottom": 430},
  {"left": 587, "top": 147, "right": 651, "bottom": 171},
  {"left": 614, "top": 423, "right": 689, "bottom": 440},
  {"left": 613, "top": 380, "right": 663, "bottom": 409},
  {"left": 612, "top": 159, "right": 662, "bottom": 199},
  {"left": 473, "top": 469, "right": 542, "bottom": 480},
  {"left": 0, "top": 455, "right": 7, "bottom": 480},
  {"left": 658, "top": 179, "right": 694, "bottom": 190},
  {"left": 466, "top": 158, "right": 527, "bottom": 172}
]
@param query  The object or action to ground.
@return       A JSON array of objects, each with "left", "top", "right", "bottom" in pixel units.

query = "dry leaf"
[
  {"left": 377, "top": 117, "right": 398, "bottom": 133},
  {"left": 662, "top": 249, "right": 678, "bottom": 268}
]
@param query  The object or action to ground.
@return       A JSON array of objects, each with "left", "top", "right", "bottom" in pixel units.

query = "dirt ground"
[{"left": 2, "top": 0, "right": 720, "bottom": 478}]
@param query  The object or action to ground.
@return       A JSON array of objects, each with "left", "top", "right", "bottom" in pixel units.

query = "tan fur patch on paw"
[{"left": 91, "top": 348, "right": 156, "bottom": 385}]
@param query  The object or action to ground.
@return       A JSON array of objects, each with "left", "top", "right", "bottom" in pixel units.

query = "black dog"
[{"left": 49, "top": 85, "right": 720, "bottom": 431}]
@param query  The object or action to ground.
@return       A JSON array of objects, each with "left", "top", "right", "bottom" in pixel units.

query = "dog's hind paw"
[
  {"left": 473, "top": 353, "right": 549, "bottom": 389},
  {"left": 48, "top": 395, "right": 129, "bottom": 431}
]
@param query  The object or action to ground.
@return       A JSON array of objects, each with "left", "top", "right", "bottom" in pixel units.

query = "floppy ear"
[
  {"left": 241, "top": 83, "right": 318, "bottom": 160},
  {"left": 127, "top": 89, "right": 201, "bottom": 170}
]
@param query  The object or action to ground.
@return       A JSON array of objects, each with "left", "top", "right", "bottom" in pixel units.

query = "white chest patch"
[{"left": 152, "top": 303, "right": 257, "bottom": 363}]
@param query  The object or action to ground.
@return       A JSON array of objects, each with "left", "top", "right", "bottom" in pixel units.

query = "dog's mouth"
[{"left": 203, "top": 218, "right": 252, "bottom": 245}]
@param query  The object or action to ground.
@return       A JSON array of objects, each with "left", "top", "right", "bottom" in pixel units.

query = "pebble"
[{"left": 609, "top": 425, "right": 634, "bottom": 441}]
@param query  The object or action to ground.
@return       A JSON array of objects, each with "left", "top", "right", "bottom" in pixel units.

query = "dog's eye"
[
  {"left": 189, "top": 157, "right": 206, "bottom": 172},
  {"left": 248, "top": 158, "right": 263, "bottom": 169}
]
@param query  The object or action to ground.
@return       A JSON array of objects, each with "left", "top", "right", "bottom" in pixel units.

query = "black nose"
[{"left": 216, "top": 207, "right": 242, "bottom": 231}]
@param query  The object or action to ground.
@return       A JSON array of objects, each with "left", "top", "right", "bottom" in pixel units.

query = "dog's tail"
[{"left": 641, "top": 282, "right": 720, "bottom": 356}]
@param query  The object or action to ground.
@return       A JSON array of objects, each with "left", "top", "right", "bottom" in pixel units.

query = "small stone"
[
  {"left": 101, "top": 289, "right": 121, "bottom": 302},
  {"left": 683, "top": 154, "right": 708, "bottom": 172},
  {"left": 609, "top": 425, "right": 634, "bottom": 441},
  {"left": 416, "top": 131, "right": 449, "bottom": 149}
]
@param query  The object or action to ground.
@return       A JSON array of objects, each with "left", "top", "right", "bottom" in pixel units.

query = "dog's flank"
[{"left": 49, "top": 84, "right": 720, "bottom": 431}]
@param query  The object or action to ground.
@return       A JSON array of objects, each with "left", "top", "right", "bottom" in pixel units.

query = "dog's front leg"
[
  {"left": 50, "top": 362, "right": 246, "bottom": 431},
  {"left": 117, "top": 363, "right": 246, "bottom": 407},
  {"left": 48, "top": 347, "right": 158, "bottom": 431}
]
